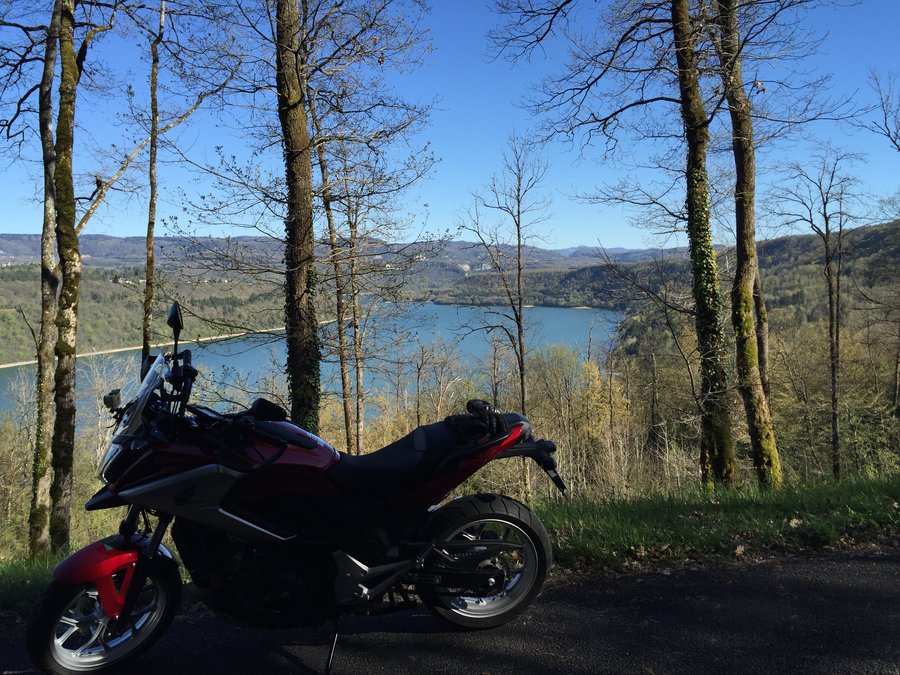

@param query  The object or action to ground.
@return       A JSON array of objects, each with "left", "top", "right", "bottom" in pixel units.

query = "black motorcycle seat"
[{"left": 326, "top": 414, "right": 525, "bottom": 500}]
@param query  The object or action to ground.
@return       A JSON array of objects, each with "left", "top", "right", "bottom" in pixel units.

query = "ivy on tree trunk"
[{"left": 671, "top": 0, "right": 737, "bottom": 488}]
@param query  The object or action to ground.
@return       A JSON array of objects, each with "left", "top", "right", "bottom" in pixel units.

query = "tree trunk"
[
  {"left": 326, "top": 208, "right": 355, "bottom": 454},
  {"left": 353, "top": 309, "right": 364, "bottom": 455},
  {"left": 143, "top": 1, "right": 165, "bottom": 365},
  {"left": 49, "top": 0, "right": 82, "bottom": 552},
  {"left": 826, "top": 251, "right": 841, "bottom": 479},
  {"left": 415, "top": 350, "right": 423, "bottom": 428},
  {"left": 29, "top": 0, "right": 62, "bottom": 558},
  {"left": 309, "top": 104, "right": 354, "bottom": 454},
  {"left": 892, "top": 345, "right": 899, "bottom": 418},
  {"left": 275, "top": 0, "right": 320, "bottom": 432},
  {"left": 489, "top": 336, "right": 503, "bottom": 408},
  {"left": 753, "top": 272, "right": 771, "bottom": 402},
  {"left": 515, "top": 182, "right": 532, "bottom": 502},
  {"left": 515, "top": 215, "right": 527, "bottom": 417},
  {"left": 671, "top": 0, "right": 736, "bottom": 488},
  {"left": 647, "top": 350, "right": 663, "bottom": 455},
  {"left": 715, "top": 0, "right": 782, "bottom": 489},
  {"left": 349, "top": 207, "right": 365, "bottom": 456}
]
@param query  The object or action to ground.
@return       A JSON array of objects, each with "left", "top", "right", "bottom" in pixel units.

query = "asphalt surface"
[{"left": 2, "top": 549, "right": 899, "bottom": 674}]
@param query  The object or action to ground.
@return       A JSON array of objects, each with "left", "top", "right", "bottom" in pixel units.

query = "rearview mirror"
[{"left": 166, "top": 302, "right": 184, "bottom": 342}]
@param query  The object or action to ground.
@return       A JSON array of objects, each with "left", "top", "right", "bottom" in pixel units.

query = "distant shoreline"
[
  {"left": 0, "top": 327, "right": 287, "bottom": 370},
  {"left": 0, "top": 304, "right": 619, "bottom": 370}
]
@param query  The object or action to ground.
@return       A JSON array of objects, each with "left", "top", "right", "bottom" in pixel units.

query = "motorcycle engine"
[{"left": 172, "top": 518, "right": 335, "bottom": 627}]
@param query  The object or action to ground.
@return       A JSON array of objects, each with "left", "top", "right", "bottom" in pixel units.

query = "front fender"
[{"left": 53, "top": 534, "right": 176, "bottom": 619}]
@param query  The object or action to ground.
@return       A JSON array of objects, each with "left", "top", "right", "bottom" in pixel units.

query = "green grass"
[
  {"left": 0, "top": 554, "right": 62, "bottom": 618},
  {"left": 1, "top": 476, "right": 898, "bottom": 619},
  {"left": 536, "top": 475, "right": 900, "bottom": 569}
]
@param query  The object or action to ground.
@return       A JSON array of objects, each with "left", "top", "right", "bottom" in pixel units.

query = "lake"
[{"left": 0, "top": 303, "right": 620, "bottom": 416}]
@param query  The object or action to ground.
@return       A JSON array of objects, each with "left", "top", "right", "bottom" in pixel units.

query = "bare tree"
[
  {"left": 333, "top": 143, "right": 435, "bottom": 454},
  {"left": 769, "top": 148, "right": 859, "bottom": 479},
  {"left": 463, "top": 133, "right": 550, "bottom": 418},
  {"left": 302, "top": 2, "right": 432, "bottom": 451},
  {"left": 861, "top": 70, "right": 900, "bottom": 220},
  {"left": 863, "top": 70, "right": 900, "bottom": 154},
  {"left": 461, "top": 132, "right": 551, "bottom": 499},
  {"left": 310, "top": 101, "right": 354, "bottom": 451},
  {"left": 142, "top": 0, "right": 165, "bottom": 365},
  {"left": 123, "top": 0, "right": 239, "bottom": 363}
]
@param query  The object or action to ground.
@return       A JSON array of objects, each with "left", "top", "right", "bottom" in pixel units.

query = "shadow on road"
[{"left": 3, "top": 550, "right": 898, "bottom": 674}]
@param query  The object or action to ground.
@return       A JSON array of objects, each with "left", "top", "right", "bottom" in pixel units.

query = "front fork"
[
  {"left": 114, "top": 507, "right": 173, "bottom": 626},
  {"left": 53, "top": 506, "right": 175, "bottom": 622}
]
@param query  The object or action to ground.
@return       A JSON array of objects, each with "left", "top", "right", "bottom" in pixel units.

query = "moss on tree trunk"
[
  {"left": 672, "top": 0, "right": 736, "bottom": 488},
  {"left": 715, "top": 0, "right": 782, "bottom": 489},
  {"left": 29, "top": 0, "right": 62, "bottom": 558},
  {"left": 276, "top": 0, "right": 321, "bottom": 433}
]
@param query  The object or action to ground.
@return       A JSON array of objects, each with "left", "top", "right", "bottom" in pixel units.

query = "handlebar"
[
  {"left": 187, "top": 406, "right": 286, "bottom": 451},
  {"left": 165, "top": 350, "right": 197, "bottom": 415}
]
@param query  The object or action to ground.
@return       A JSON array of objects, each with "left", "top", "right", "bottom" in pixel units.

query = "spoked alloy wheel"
[
  {"left": 420, "top": 494, "right": 551, "bottom": 629},
  {"left": 27, "top": 559, "right": 181, "bottom": 674}
]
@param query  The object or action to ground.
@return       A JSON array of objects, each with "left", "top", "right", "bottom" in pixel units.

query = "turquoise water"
[{"left": 0, "top": 303, "right": 620, "bottom": 416}]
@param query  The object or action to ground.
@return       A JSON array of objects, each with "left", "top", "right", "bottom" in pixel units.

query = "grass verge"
[
  {"left": 536, "top": 474, "right": 900, "bottom": 569},
  {"left": 0, "top": 554, "right": 62, "bottom": 619}
]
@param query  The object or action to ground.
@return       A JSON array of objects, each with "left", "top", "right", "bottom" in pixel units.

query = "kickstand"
[{"left": 324, "top": 617, "right": 341, "bottom": 675}]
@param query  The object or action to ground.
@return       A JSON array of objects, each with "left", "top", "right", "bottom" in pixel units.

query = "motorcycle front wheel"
[
  {"left": 26, "top": 557, "right": 181, "bottom": 674},
  {"left": 419, "top": 493, "right": 552, "bottom": 629}
]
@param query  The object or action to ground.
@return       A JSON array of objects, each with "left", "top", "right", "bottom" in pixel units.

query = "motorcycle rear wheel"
[
  {"left": 26, "top": 557, "right": 181, "bottom": 674},
  {"left": 419, "top": 493, "right": 551, "bottom": 629}
]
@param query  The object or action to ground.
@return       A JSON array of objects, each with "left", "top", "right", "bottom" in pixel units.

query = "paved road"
[{"left": 3, "top": 550, "right": 899, "bottom": 674}]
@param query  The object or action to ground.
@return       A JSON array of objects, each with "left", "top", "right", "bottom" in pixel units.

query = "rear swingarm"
[
  {"left": 409, "top": 567, "right": 507, "bottom": 594},
  {"left": 332, "top": 536, "right": 525, "bottom": 608}
]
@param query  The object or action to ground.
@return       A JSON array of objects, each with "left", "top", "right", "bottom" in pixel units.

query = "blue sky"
[{"left": 2, "top": 0, "right": 898, "bottom": 249}]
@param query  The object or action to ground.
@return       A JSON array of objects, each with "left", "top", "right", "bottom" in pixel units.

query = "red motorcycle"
[{"left": 26, "top": 303, "right": 566, "bottom": 674}]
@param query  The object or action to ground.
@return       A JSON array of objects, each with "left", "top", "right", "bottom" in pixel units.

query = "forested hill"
[
  {"left": 758, "top": 221, "right": 900, "bottom": 273},
  {"left": 425, "top": 221, "right": 900, "bottom": 310}
]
